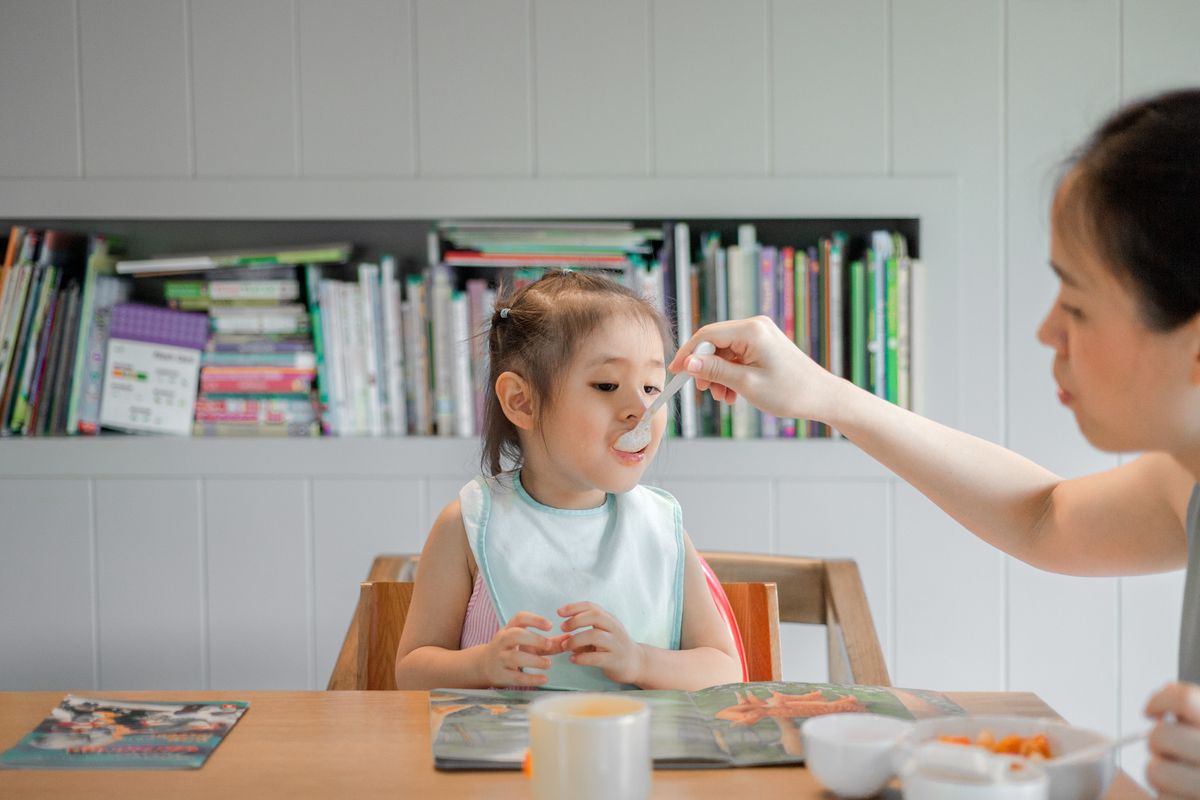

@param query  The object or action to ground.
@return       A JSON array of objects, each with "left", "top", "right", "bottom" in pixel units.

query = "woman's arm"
[
  {"left": 673, "top": 317, "right": 1192, "bottom": 577},
  {"left": 394, "top": 500, "right": 558, "bottom": 690}
]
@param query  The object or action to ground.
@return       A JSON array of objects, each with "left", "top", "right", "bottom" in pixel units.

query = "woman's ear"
[{"left": 495, "top": 371, "right": 536, "bottom": 430}]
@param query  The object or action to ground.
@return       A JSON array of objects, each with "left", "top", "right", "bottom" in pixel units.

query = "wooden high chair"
[{"left": 351, "top": 578, "right": 780, "bottom": 691}]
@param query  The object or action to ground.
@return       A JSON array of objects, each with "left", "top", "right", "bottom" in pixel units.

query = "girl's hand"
[
  {"left": 477, "top": 611, "right": 563, "bottom": 688},
  {"left": 1144, "top": 681, "right": 1200, "bottom": 799},
  {"left": 559, "top": 602, "right": 645, "bottom": 686},
  {"left": 668, "top": 316, "right": 843, "bottom": 423}
]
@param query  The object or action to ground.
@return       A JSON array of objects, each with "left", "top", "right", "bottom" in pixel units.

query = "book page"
[{"left": 689, "top": 681, "right": 965, "bottom": 767}]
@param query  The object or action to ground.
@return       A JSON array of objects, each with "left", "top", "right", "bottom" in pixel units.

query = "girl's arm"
[
  {"left": 394, "top": 500, "right": 558, "bottom": 690},
  {"left": 674, "top": 317, "right": 1192, "bottom": 577},
  {"left": 561, "top": 533, "right": 742, "bottom": 691}
]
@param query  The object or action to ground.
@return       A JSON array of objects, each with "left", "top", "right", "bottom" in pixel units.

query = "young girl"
[{"left": 395, "top": 270, "right": 741, "bottom": 691}]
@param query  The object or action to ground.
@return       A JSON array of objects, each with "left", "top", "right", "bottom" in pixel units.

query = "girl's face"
[
  {"left": 1037, "top": 175, "right": 1200, "bottom": 454},
  {"left": 520, "top": 313, "right": 668, "bottom": 508}
]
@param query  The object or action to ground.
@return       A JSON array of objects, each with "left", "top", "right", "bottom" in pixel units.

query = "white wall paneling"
[
  {"left": 0, "top": 0, "right": 80, "bottom": 178},
  {"left": 297, "top": 0, "right": 415, "bottom": 177},
  {"left": 533, "top": 0, "right": 651, "bottom": 176},
  {"left": 651, "top": 0, "right": 768, "bottom": 175},
  {"left": 190, "top": 0, "right": 297, "bottom": 177},
  {"left": 78, "top": 0, "right": 191, "bottom": 177},
  {"left": 771, "top": 0, "right": 888, "bottom": 176},
  {"left": 95, "top": 479, "right": 204, "bottom": 689},
  {"left": 0, "top": 479, "right": 93, "bottom": 690},
  {"left": 205, "top": 479, "right": 311, "bottom": 690},
  {"left": 415, "top": 0, "right": 531, "bottom": 176}
]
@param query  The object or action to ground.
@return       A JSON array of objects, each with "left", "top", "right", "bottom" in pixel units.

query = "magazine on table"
[
  {"left": 0, "top": 695, "right": 249, "bottom": 770},
  {"left": 430, "top": 681, "right": 964, "bottom": 770}
]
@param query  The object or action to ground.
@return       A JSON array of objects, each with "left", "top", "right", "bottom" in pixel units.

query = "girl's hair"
[
  {"left": 1058, "top": 87, "right": 1200, "bottom": 330},
  {"left": 480, "top": 270, "right": 673, "bottom": 477}
]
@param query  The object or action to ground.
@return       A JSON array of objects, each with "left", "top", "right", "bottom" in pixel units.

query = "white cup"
[{"left": 528, "top": 693, "right": 651, "bottom": 800}]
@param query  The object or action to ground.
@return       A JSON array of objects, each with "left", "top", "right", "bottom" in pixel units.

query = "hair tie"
[{"left": 499, "top": 308, "right": 510, "bottom": 319}]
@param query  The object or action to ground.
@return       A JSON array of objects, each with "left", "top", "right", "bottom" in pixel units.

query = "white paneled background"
[{"left": 1, "top": 0, "right": 1198, "bottom": 785}]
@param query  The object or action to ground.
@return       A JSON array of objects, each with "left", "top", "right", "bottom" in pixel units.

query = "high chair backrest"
[
  {"left": 352, "top": 579, "right": 781, "bottom": 690},
  {"left": 700, "top": 551, "right": 890, "bottom": 686}
]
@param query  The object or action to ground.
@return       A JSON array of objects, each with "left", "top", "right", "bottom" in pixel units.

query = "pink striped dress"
[{"left": 459, "top": 570, "right": 501, "bottom": 649}]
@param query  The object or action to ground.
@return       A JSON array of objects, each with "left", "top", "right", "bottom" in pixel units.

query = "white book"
[
  {"left": 404, "top": 275, "right": 432, "bottom": 435},
  {"left": 380, "top": 255, "right": 407, "bottom": 436},
  {"left": 828, "top": 239, "right": 844, "bottom": 380},
  {"left": 673, "top": 223, "right": 697, "bottom": 439},
  {"left": 429, "top": 266, "right": 454, "bottom": 437},
  {"left": 450, "top": 291, "right": 475, "bottom": 438},
  {"left": 727, "top": 245, "right": 758, "bottom": 440},
  {"left": 905, "top": 258, "right": 924, "bottom": 415},
  {"left": 870, "top": 230, "right": 893, "bottom": 399},
  {"left": 358, "top": 263, "right": 384, "bottom": 436},
  {"left": 319, "top": 279, "right": 345, "bottom": 436},
  {"left": 99, "top": 339, "right": 200, "bottom": 436},
  {"left": 340, "top": 282, "right": 366, "bottom": 435}
]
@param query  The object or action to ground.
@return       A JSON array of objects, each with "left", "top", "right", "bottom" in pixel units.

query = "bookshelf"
[{"left": 0, "top": 174, "right": 956, "bottom": 453}]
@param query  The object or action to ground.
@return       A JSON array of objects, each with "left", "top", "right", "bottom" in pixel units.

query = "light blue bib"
[{"left": 459, "top": 472, "right": 684, "bottom": 691}]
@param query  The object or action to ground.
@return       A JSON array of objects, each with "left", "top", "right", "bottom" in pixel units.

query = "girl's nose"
[{"left": 1036, "top": 304, "right": 1067, "bottom": 354}]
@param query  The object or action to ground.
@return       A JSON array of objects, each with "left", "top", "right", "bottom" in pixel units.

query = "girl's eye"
[
  {"left": 1060, "top": 303, "right": 1085, "bottom": 320},
  {"left": 644, "top": 385, "right": 661, "bottom": 395},
  {"left": 594, "top": 383, "right": 617, "bottom": 393}
]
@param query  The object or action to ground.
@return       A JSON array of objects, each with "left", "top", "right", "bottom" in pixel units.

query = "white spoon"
[
  {"left": 614, "top": 341, "right": 715, "bottom": 453},
  {"left": 1050, "top": 729, "right": 1147, "bottom": 766}
]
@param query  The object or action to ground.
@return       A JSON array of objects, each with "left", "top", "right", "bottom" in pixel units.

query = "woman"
[{"left": 671, "top": 88, "right": 1200, "bottom": 798}]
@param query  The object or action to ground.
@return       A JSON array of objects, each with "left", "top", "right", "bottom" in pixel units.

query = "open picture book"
[{"left": 431, "top": 681, "right": 965, "bottom": 770}]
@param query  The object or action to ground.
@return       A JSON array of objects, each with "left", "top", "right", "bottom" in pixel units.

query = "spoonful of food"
[{"left": 615, "top": 341, "right": 715, "bottom": 453}]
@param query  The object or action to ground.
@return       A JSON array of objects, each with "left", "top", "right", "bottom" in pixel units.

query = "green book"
[
  {"left": 304, "top": 264, "right": 331, "bottom": 435},
  {"left": 850, "top": 260, "right": 866, "bottom": 389},
  {"left": 885, "top": 257, "right": 899, "bottom": 405},
  {"left": 793, "top": 248, "right": 807, "bottom": 439},
  {"left": 865, "top": 249, "right": 877, "bottom": 397}
]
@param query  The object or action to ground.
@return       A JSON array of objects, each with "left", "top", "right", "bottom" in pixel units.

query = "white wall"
[{"left": 2, "top": 0, "right": 1198, "bottom": 781}]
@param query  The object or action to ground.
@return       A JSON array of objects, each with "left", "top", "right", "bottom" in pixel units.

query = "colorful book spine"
[
  {"left": 850, "top": 260, "right": 867, "bottom": 390},
  {"left": 380, "top": 255, "right": 407, "bottom": 436},
  {"left": 780, "top": 247, "right": 796, "bottom": 439},
  {"left": 758, "top": 246, "right": 777, "bottom": 439}
]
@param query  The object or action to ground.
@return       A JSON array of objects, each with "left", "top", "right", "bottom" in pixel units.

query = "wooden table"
[{"left": 0, "top": 691, "right": 1149, "bottom": 799}]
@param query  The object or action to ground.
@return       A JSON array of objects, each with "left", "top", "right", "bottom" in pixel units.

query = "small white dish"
[
  {"left": 801, "top": 712, "right": 914, "bottom": 798},
  {"left": 894, "top": 715, "right": 1114, "bottom": 800},
  {"left": 899, "top": 741, "right": 1048, "bottom": 800}
]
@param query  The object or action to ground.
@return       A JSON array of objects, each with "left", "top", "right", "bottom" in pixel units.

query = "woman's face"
[{"left": 1037, "top": 175, "right": 1200, "bottom": 454}]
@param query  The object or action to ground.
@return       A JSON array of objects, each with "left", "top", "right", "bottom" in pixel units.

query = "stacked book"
[{"left": 174, "top": 275, "right": 319, "bottom": 437}]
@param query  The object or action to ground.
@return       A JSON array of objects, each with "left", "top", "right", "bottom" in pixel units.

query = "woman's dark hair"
[
  {"left": 1057, "top": 87, "right": 1200, "bottom": 330},
  {"left": 480, "top": 270, "right": 673, "bottom": 477}
]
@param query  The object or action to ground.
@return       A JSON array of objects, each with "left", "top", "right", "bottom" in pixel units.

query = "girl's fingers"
[
  {"left": 561, "top": 609, "right": 610, "bottom": 633},
  {"left": 505, "top": 650, "right": 552, "bottom": 672},
  {"left": 563, "top": 629, "right": 608, "bottom": 653},
  {"left": 504, "top": 668, "right": 550, "bottom": 687},
  {"left": 505, "top": 611, "right": 553, "bottom": 631},
  {"left": 500, "top": 627, "right": 557, "bottom": 653},
  {"left": 557, "top": 601, "right": 598, "bottom": 618}
]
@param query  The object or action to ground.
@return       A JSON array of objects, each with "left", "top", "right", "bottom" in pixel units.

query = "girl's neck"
[{"left": 517, "top": 467, "right": 607, "bottom": 510}]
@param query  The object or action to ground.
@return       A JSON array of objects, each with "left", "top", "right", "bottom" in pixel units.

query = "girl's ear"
[{"left": 495, "top": 371, "right": 536, "bottom": 430}]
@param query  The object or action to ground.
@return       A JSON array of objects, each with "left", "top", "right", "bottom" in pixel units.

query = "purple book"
[{"left": 109, "top": 303, "right": 209, "bottom": 351}]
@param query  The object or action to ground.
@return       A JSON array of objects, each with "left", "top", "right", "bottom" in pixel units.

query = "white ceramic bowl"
[
  {"left": 802, "top": 712, "right": 915, "bottom": 798},
  {"left": 893, "top": 716, "right": 1114, "bottom": 800}
]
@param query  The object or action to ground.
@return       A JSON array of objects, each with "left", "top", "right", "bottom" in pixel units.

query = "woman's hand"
[
  {"left": 668, "top": 316, "right": 845, "bottom": 423},
  {"left": 477, "top": 611, "right": 564, "bottom": 688},
  {"left": 559, "top": 601, "right": 645, "bottom": 686},
  {"left": 1144, "top": 681, "right": 1200, "bottom": 799}
]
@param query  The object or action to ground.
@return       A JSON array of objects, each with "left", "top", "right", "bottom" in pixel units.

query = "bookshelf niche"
[{"left": 0, "top": 211, "right": 936, "bottom": 482}]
